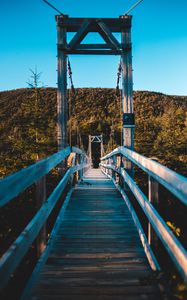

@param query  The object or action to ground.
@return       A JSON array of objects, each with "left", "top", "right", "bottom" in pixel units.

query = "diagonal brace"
[
  {"left": 97, "top": 21, "right": 121, "bottom": 50},
  {"left": 69, "top": 19, "right": 91, "bottom": 50}
]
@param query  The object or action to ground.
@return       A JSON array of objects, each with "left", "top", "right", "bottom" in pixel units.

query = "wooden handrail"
[
  {"left": 0, "top": 146, "right": 88, "bottom": 208},
  {"left": 0, "top": 147, "right": 71, "bottom": 208},
  {"left": 100, "top": 160, "right": 187, "bottom": 281},
  {"left": 0, "top": 156, "right": 89, "bottom": 290},
  {"left": 101, "top": 147, "right": 187, "bottom": 205}
]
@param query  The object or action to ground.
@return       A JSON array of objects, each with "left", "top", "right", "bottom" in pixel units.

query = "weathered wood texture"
[{"left": 28, "top": 169, "right": 161, "bottom": 300}]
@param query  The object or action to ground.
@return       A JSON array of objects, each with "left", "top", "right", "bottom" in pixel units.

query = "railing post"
[
  {"left": 79, "top": 154, "right": 84, "bottom": 180},
  {"left": 75, "top": 154, "right": 79, "bottom": 183},
  {"left": 119, "top": 154, "right": 123, "bottom": 188},
  {"left": 116, "top": 155, "right": 121, "bottom": 185},
  {"left": 107, "top": 159, "right": 109, "bottom": 176},
  {"left": 75, "top": 153, "right": 82, "bottom": 182},
  {"left": 148, "top": 158, "right": 159, "bottom": 252},
  {"left": 36, "top": 175, "right": 46, "bottom": 257},
  {"left": 70, "top": 152, "right": 76, "bottom": 186},
  {"left": 112, "top": 155, "right": 117, "bottom": 181}
]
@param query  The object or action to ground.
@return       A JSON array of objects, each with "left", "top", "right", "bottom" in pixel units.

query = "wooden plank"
[
  {"left": 23, "top": 169, "right": 161, "bottom": 300},
  {"left": 27, "top": 296, "right": 158, "bottom": 300},
  {"left": 28, "top": 286, "right": 159, "bottom": 294}
]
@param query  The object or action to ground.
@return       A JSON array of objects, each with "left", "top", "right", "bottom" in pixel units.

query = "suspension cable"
[
  {"left": 115, "top": 60, "right": 123, "bottom": 146},
  {"left": 67, "top": 57, "right": 83, "bottom": 149},
  {"left": 116, "top": 59, "right": 122, "bottom": 96},
  {"left": 67, "top": 58, "right": 75, "bottom": 94}
]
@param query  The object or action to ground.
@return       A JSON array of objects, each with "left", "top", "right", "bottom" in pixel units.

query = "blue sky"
[{"left": 0, "top": 0, "right": 187, "bottom": 95}]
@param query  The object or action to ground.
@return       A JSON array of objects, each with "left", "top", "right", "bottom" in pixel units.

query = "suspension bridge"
[{"left": 0, "top": 11, "right": 187, "bottom": 300}]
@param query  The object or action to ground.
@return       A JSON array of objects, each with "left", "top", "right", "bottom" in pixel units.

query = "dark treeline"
[{"left": 0, "top": 87, "right": 186, "bottom": 177}]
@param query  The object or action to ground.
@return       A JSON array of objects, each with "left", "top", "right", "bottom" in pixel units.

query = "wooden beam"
[
  {"left": 70, "top": 50, "right": 121, "bottom": 55},
  {"left": 77, "top": 43, "right": 119, "bottom": 49},
  {"left": 58, "top": 48, "right": 121, "bottom": 55},
  {"left": 57, "top": 25, "right": 68, "bottom": 153},
  {"left": 69, "top": 19, "right": 91, "bottom": 50},
  {"left": 56, "top": 16, "right": 132, "bottom": 33},
  {"left": 97, "top": 21, "right": 121, "bottom": 50},
  {"left": 58, "top": 44, "right": 130, "bottom": 51}
]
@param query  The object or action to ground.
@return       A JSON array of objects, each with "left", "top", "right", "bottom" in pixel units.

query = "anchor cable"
[
  {"left": 115, "top": 60, "right": 123, "bottom": 146},
  {"left": 67, "top": 57, "right": 83, "bottom": 149}
]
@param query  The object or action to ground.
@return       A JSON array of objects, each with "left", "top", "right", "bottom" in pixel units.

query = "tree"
[
  {"left": 153, "top": 106, "right": 187, "bottom": 174},
  {"left": 26, "top": 67, "right": 45, "bottom": 160}
]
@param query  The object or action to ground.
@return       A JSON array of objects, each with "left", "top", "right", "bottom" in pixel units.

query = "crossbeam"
[
  {"left": 97, "top": 21, "right": 121, "bottom": 50},
  {"left": 56, "top": 16, "right": 132, "bottom": 55},
  {"left": 56, "top": 16, "right": 132, "bottom": 32},
  {"left": 69, "top": 19, "right": 91, "bottom": 50},
  {"left": 58, "top": 48, "right": 122, "bottom": 55}
]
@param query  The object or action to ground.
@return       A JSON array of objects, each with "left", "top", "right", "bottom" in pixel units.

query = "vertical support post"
[
  {"left": 88, "top": 135, "right": 92, "bottom": 163},
  {"left": 75, "top": 154, "right": 79, "bottom": 183},
  {"left": 112, "top": 155, "right": 117, "bottom": 181},
  {"left": 148, "top": 158, "right": 159, "bottom": 251},
  {"left": 56, "top": 16, "right": 68, "bottom": 173},
  {"left": 121, "top": 16, "right": 134, "bottom": 177},
  {"left": 36, "top": 176, "right": 46, "bottom": 257},
  {"left": 100, "top": 134, "right": 105, "bottom": 160},
  {"left": 80, "top": 154, "right": 84, "bottom": 179}
]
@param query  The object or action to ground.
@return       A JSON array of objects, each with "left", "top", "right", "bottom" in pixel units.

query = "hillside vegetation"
[
  {"left": 0, "top": 88, "right": 186, "bottom": 299},
  {"left": 0, "top": 87, "right": 186, "bottom": 177}
]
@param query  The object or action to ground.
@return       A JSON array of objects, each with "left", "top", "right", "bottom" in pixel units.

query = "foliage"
[{"left": 0, "top": 88, "right": 186, "bottom": 177}]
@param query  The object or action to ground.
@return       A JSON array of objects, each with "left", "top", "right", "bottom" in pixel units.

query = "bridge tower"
[
  {"left": 56, "top": 15, "right": 134, "bottom": 161},
  {"left": 88, "top": 135, "right": 104, "bottom": 165}
]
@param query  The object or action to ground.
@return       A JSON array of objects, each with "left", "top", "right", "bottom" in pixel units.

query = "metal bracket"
[{"left": 123, "top": 113, "right": 135, "bottom": 127}]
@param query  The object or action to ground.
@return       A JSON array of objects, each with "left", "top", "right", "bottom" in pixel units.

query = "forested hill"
[{"left": 0, "top": 88, "right": 186, "bottom": 177}]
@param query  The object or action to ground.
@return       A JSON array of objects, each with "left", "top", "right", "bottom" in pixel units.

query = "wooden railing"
[
  {"left": 100, "top": 146, "right": 187, "bottom": 282},
  {"left": 0, "top": 146, "right": 90, "bottom": 290}
]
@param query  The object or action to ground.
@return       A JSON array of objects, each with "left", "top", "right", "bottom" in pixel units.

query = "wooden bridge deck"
[{"left": 27, "top": 169, "right": 162, "bottom": 300}]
